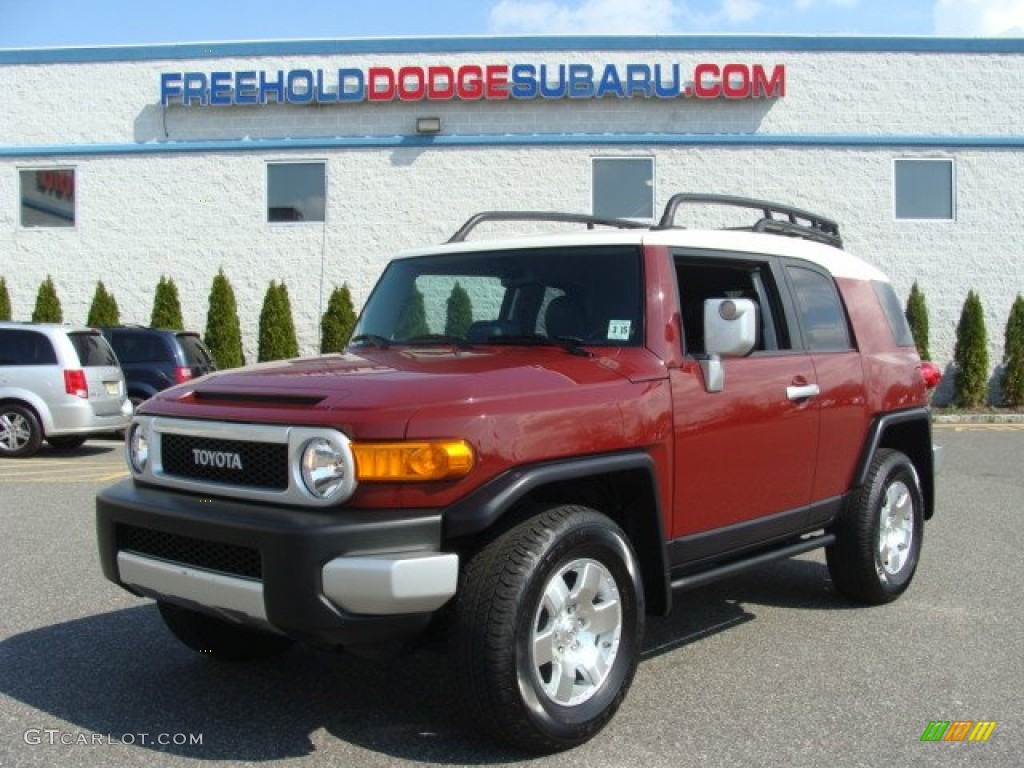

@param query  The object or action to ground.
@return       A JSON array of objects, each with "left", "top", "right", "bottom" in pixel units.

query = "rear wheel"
[
  {"left": 827, "top": 449, "right": 924, "bottom": 604},
  {"left": 157, "top": 602, "right": 294, "bottom": 661},
  {"left": 450, "top": 504, "right": 644, "bottom": 753},
  {"left": 0, "top": 404, "right": 42, "bottom": 458},
  {"left": 47, "top": 435, "right": 88, "bottom": 450}
]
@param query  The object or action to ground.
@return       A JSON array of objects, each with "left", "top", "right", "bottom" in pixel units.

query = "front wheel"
[
  {"left": 157, "top": 602, "right": 294, "bottom": 661},
  {"left": 0, "top": 404, "right": 42, "bottom": 458},
  {"left": 450, "top": 504, "right": 644, "bottom": 753},
  {"left": 827, "top": 449, "right": 924, "bottom": 604}
]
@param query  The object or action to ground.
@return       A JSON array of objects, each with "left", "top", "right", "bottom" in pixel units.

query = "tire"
[
  {"left": 157, "top": 601, "right": 294, "bottom": 662},
  {"left": 0, "top": 404, "right": 43, "bottom": 458},
  {"left": 450, "top": 504, "right": 644, "bottom": 753},
  {"left": 47, "top": 435, "right": 88, "bottom": 450},
  {"left": 826, "top": 448, "right": 924, "bottom": 605}
]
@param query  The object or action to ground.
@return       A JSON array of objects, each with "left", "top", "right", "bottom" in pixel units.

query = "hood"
[{"left": 151, "top": 346, "right": 662, "bottom": 413}]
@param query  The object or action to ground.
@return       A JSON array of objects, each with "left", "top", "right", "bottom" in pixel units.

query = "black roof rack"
[
  {"left": 657, "top": 193, "right": 843, "bottom": 248},
  {"left": 448, "top": 211, "right": 648, "bottom": 243}
]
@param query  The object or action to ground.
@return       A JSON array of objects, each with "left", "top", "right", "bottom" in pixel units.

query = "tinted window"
[
  {"left": 68, "top": 332, "right": 119, "bottom": 366},
  {"left": 0, "top": 330, "right": 58, "bottom": 365},
  {"left": 20, "top": 169, "right": 75, "bottom": 228},
  {"left": 787, "top": 266, "right": 853, "bottom": 352},
  {"left": 894, "top": 159, "right": 954, "bottom": 220},
  {"left": 107, "top": 332, "right": 170, "bottom": 363},
  {"left": 178, "top": 334, "right": 215, "bottom": 367},
  {"left": 872, "top": 281, "right": 916, "bottom": 348},
  {"left": 267, "top": 162, "right": 325, "bottom": 222},
  {"left": 354, "top": 246, "right": 644, "bottom": 347},
  {"left": 593, "top": 157, "right": 654, "bottom": 220}
]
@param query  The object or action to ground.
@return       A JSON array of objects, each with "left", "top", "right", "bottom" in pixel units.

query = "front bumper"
[{"left": 96, "top": 479, "right": 457, "bottom": 648}]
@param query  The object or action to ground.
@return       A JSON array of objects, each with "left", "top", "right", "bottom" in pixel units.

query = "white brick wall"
[{"left": 2, "top": 41, "right": 1022, "bottom": 402}]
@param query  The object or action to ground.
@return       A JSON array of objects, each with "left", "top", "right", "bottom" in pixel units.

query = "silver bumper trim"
[
  {"left": 117, "top": 551, "right": 268, "bottom": 625},
  {"left": 322, "top": 552, "right": 459, "bottom": 615}
]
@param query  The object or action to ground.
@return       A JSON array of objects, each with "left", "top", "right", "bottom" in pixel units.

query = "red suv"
[{"left": 97, "top": 194, "right": 940, "bottom": 752}]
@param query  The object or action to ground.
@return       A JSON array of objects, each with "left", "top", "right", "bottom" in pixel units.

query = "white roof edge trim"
[{"left": 394, "top": 229, "right": 890, "bottom": 283}]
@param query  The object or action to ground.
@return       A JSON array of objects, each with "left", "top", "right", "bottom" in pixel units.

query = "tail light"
[
  {"left": 920, "top": 361, "right": 942, "bottom": 390},
  {"left": 174, "top": 366, "right": 193, "bottom": 384},
  {"left": 64, "top": 370, "right": 89, "bottom": 398}
]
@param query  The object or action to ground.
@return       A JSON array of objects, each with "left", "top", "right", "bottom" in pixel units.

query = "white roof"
[{"left": 396, "top": 228, "right": 889, "bottom": 283}]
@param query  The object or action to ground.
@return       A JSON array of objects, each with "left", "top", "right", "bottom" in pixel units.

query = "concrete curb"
[{"left": 932, "top": 412, "right": 1024, "bottom": 424}]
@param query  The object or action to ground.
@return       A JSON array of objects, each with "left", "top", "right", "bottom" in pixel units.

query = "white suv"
[{"left": 0, "top": 322, "right": 132, "bottom": 458}]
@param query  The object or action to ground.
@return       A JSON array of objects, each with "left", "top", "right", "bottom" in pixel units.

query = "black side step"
[{"left": 670, "top": 533, "right": 835, "bottom": 592}]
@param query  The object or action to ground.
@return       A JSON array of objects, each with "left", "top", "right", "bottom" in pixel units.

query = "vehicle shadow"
[{"left": 0, "top": 557, "right": 848, "bottom": 764}]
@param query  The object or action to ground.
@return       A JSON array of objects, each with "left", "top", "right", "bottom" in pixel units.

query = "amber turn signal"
[{"left": 352, "top": 440, "right": 475, "bottom": 482}]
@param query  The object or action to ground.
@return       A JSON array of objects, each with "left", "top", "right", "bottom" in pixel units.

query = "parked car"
[
  {"left": 97, "top": 194, "right": 942, "bottom": 752},
  {"left": 99, "top": 327, "right": 216, "bottom": 409},
  {"left": 0, "top": 322, "right": 132, "bottom": 458}
]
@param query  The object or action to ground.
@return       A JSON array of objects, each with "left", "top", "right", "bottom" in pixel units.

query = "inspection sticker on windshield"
[{"left": 607, "top": 320, "right": 632, "bottom": 341}]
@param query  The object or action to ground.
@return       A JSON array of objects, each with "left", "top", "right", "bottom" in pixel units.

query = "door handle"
[{"left": 787, "top": 383, "right": 820, "bottom": 401}]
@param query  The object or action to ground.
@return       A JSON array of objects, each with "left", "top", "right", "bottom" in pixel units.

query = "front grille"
[
  {"left": 117, "top": 524, "right": 262, "bottom": 580},
  {"left": 161, "top": 434, "right": 288, "bottom": 490}
]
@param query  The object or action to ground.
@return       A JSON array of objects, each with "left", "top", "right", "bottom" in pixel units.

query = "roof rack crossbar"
[
  {"left": 448, "top": 211, "right": 648, "bottom": 243},
  {"left": 656, "top": 193, "right": 843, "bottom": 248}
]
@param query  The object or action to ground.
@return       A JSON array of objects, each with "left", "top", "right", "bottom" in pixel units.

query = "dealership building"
[{"left": 1, "top": 35, "right": 1022, "bottom": 400}]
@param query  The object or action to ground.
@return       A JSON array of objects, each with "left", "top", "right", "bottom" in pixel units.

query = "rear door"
[
  {"left": 68, "top": 331, "right": 124, "bottom": 415},
  {"left": 668, "top": 252, "right": 820, "bottom": 555}
]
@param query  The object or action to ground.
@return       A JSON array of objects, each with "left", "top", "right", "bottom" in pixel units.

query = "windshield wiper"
[
  {"left": 483, "top": 334, "right": 591, "bottom": 357},
  {"left": 403, "top": 334, "right": 475, "bottom": 350},
  {"left": 349, "top": 334, "right": 393, "bottom": 349}
]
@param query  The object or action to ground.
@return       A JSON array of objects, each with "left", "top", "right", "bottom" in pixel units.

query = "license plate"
[{"left": 105, "top": 382, "right": 120, "bottom": 396}]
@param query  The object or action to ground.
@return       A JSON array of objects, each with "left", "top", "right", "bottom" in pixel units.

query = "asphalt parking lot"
[{"left": 1, "top": 425, "right": 1021, "bottom": 767}]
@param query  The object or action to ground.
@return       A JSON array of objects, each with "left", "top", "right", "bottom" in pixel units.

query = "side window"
[
  {"left": 675, "top": 257, "right": 789, "bottom": 355},
  {"left": 787, "top": 266, "right": 853, "bottom": 352},
  {"left": 0, "top": 330, "right": 58, "bottom": 365},
  {"left": 871, "top": 281, "right": 916, "bottom": 348}
]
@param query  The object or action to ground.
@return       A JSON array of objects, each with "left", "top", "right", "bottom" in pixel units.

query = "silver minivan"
[{"left": 0, "top": 322, "right": 132, "bottom": 458}]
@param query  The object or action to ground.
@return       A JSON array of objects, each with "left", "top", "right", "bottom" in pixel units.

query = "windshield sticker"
[{"left": 607, "top": 320, "right": 632, "bottom": 341}]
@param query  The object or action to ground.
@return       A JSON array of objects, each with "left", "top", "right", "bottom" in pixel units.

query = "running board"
[{"left": 670, "top": 533, "right": 835, "bottom": 592}]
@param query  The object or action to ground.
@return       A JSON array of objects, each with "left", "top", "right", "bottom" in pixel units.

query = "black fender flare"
[{"left": 444, "top": 452, "right": 672, "bottom": 615}]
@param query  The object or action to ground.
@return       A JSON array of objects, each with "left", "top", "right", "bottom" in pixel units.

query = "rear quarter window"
[
  {"left": 178, "top": 335, "right": 215, "bottom": 367},
  {"left": 871, "top": 281, "right": 916, "bottom": 348},
  {"left": 0, "top": 330, "right": 58, "bottom": 365},
  {"left": 69, "top": 332, "right": 119, "bottom": 367},
  {"left": 786, "top": 265, "right": 853, "bottom": 352}
]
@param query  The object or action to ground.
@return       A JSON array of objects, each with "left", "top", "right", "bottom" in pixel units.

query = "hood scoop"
[{"left": 191, "top": 390, "right": 326, "bottom": 407}]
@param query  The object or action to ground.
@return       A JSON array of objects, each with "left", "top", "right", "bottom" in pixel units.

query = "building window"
[
  {"left": 893, "top": 159, "right": 954, "bottom": 220},
  {"left": 592, "top": 157, "right": 654, "bottom": 221},
  {"left": 267, "top": 162, "right": 325, "bottom": 222},
  {"left": 20, "top": 169, "right": 75, "bottom": 228}
]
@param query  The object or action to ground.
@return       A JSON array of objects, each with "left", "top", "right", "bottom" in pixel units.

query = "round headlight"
[
  {"left": 127, "top": 423, "right": 148, "bottom": 474},
  {"left": 301, "top": 438, "right": 348, "bottom": 500}
]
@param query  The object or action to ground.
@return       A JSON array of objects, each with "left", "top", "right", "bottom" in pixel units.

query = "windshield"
[{"left": 352, "top": 245, "right": 644, "bottom": 348}]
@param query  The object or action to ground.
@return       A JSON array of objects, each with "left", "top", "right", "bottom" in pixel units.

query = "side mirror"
[{"left": 700, "top": 298, "right": 758, "bottom": 393}]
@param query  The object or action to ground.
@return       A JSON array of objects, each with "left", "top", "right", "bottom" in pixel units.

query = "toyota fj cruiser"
[{"left": 96, "top": 194, "right": 941, "bottom": 752}]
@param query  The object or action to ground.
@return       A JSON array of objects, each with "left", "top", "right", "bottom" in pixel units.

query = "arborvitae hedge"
[
  {"left": 905, "top": 281, "right": 930, "bottom": 362},
  {"left": 258, "top": 280, "right": 299, "bottom": 362},
  {"left": 31, "top": 275, "right": 63, "bottom": 323},
  {"left": 444, "top": 281, "right": 473, "bottom": 337},
  {"left": 1001, "top": 294, "right": 1024, "bottom": 407},
  {"left": 953, "top": 290, "right": 989, "bottom": 408},
  {"left": 0, "top": 277, "right": 11, "bottom": 321},
  {"left": 86, "top": 281, "right": 120, "bottom": 327},
  {"left": 396, "top": 287, "right": 429, "bottom": 339},
  {"left": 321, "top": 283, "right": 357, "bottom": 353},
  {"left": 204, "top": 269, "right": 245, "bottom": 369},
  {"left": 151, "top": 276, "right": 184, "bottom": 330}
]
